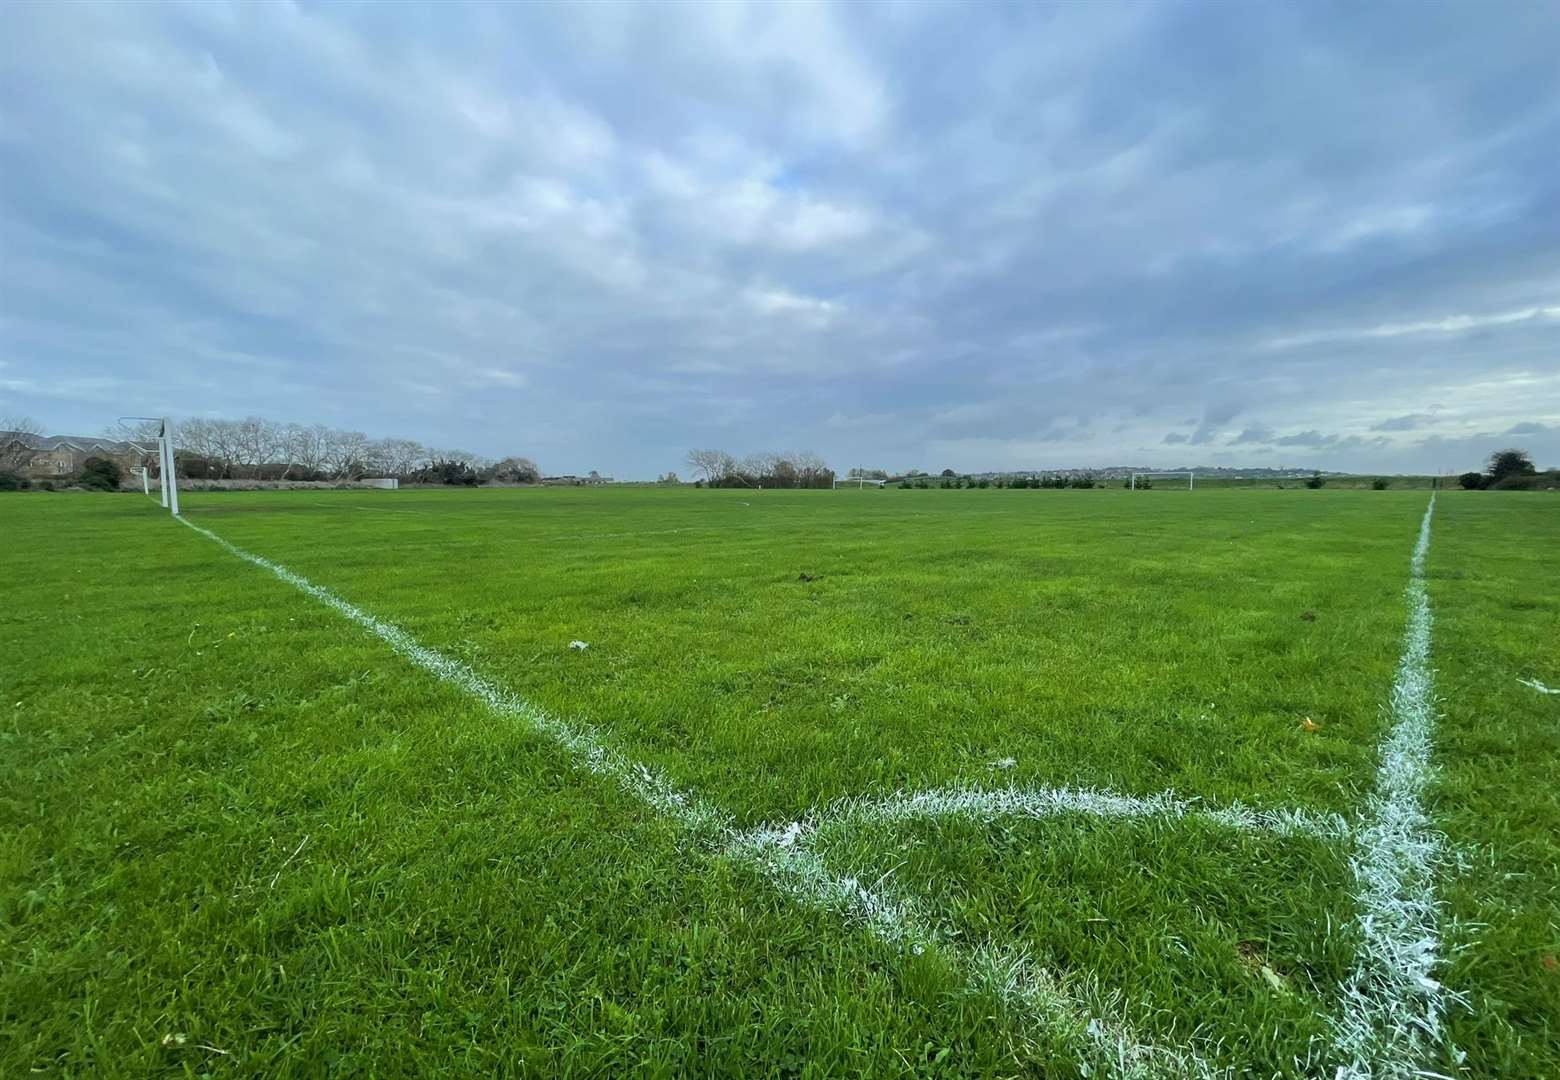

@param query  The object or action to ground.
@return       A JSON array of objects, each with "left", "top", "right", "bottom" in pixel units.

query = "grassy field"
[{"left": 2, "top": 486, "right": 1555, "bottom": 1077}]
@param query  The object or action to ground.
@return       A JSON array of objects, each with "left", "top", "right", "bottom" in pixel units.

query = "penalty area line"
[{"left": 174, "top": 515, "right": 1210, "bottom": 1079}]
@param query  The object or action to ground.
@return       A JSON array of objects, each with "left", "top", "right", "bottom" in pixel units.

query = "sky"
[{"left": 2, "top": 1, "right": 1558, "bottom": 478}]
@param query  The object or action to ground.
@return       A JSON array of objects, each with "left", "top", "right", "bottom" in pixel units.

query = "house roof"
[{"left": 0, "top": 431, "right": 137, "bottom": 453}]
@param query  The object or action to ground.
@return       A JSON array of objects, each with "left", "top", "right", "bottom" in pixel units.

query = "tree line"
[
  {"left": 113, "top": 416, "right": 539, "bottom": 484},
  {"left": 1458, "top": 448, "right": 1555, "bottom": 490},
  {"left": 685, "top": 449, "right": 834, "bottom": 488}
]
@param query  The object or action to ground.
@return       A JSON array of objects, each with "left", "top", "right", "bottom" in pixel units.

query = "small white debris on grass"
[
  {"left": 1518, "top": 677, "right": 1559, "bottom": 695},
  {"left": 568, "top": 640, "right": 589, "bottom": 650},
  {"left": 989, "top": 756, "right": 1018, "bottom": 770}
]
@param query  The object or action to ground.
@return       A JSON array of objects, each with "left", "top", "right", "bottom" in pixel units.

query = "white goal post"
[
  {"left": 122, "top": 415, "right": 180, "bottom": 515},
  {"left": 1129, "top": 470, "right": 1195, "bottom": 490}
]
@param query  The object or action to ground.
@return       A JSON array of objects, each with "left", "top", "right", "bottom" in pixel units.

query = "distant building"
[{"left": 0, "top": 431, "right": 154, "bottom": 481}]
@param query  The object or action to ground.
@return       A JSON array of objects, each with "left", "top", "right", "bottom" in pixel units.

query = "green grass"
[{"left": 1, "top": 486, "right": 1554, "bottom": 1077}]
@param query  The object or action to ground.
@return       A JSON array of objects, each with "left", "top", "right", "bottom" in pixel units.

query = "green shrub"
[
  {"left": 0, "top": 469, "right": 24, "bottom": 491},
  {"left": 1458, "top": 472, "right": 1486, "bottom": 490},
  {"left": 977, "top": 478, "right": 990, "bottom": 489},
  {"left": 77, "top": 457, "right": 122, "bottom": 491},
  {"left": 430, "top": 460, "right": 480, "bottom": 486},
  {"left": 1304, "top": 472, "right": 1326, "bottom": 489},
  {"left": 1488, "top": 469, "right": 1559, "bottom": 491},
  {"left": 1487, "top": 448, "right": 1536, "bottom": 484},
  {"left": 1372, "top": 478, "right": 1390, "bottom": 490}
]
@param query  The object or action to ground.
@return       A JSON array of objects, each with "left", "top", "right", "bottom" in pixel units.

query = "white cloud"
[{"left": 1265, "top": 304, "right": 1560, "bottom": 349}]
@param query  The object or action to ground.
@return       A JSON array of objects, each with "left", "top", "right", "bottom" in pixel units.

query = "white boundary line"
[
  {"left": 777, "top": 783, "right": 1350, "bottom": 842},
  {"left": 1331, "top": 495, "right": 1458, "bottom": 1079},
  {"left": 175, "top": 515, "right": 1209, "bottom": 1078}
]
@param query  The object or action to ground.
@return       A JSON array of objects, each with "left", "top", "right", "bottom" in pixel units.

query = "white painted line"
[
  {"left": 777, "top": 783, "right": 1349, "bottom": 842},
  {"left": 1517, "top": 677, "right": 1559, "bottom": 695},
  {"left": 1332, "top": 496, "right": 1459, "bottom": 1079},
  {"left": 175, "top": 515, "right": 1208, "bottom": 1078},
  {"left": 178, "top": 517, "right": 730, "bottom": 833},
  {"left": 729, "top": 824, "right": 1219, "bottom": 1080}
]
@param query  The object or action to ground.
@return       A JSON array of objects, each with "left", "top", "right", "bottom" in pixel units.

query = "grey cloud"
[
  {"left": 1273, "top": 430, "right": 1392, "bottom": 452},
  {"left": 1274, "top": 430, "right": 1333, "bottom": 448},
  {"left": 1370, "top": 414, "right": 1433, "bottom": 432}
]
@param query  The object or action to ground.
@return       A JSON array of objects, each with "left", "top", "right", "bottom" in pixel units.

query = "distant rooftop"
[{"left": 0, "top": 431, "right": 136, "bottom": 453}]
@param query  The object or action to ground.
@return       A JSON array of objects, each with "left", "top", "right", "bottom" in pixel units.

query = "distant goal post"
[
  {"left": 120, "top": 415, "right": 180, "bottom": 515},
  {"left": 834, "top": 476, "right": 886, "bottom": 489},
  {"left": 1129, "top": 470, "right": 1195, "bottom": 490}
]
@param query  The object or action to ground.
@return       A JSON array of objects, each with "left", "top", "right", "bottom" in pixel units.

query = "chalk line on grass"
[
  {"left": 1517, "top": 676, "right": 1559, "bottom": 695},
  {"left": 1331, "top": 495, "right": 1459, "bottom": 1079},
  {"left": 177, "top": 515, "right": 1205, "bottom": 1078},
  {"left": 778, "top": 783, "right": 1350, "bottom": 843},
  {"left": 179, "top": 518, "right": 730, "bottom": 834}
]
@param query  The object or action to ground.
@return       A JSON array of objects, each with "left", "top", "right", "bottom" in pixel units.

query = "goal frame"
[
  {"left": 122, "top": 415, "right": 179, "bottom": 515},
  {"left": 1129, "top": 470, "right": 1195, "bottom": 490}
]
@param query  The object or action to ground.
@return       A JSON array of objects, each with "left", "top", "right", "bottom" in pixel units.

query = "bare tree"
[
  {"left": 78, "top": 412, "right": 532, "bottom": 484},
  {"left": 494, "top": 456, "right": 540, "bottom": 483},
  {"left": 382, "top": 439, "right": 428, "bottom": 476},
  {"left": 326, "top": 430, "right": 369, "bottom": 478},
  {"left": 1, "top": 414, "right": 42, "bottom": 472},
  {"left": 796, "top": 450, "right": 834, "bottom": 487},
  {"left": 686, "top": 448, "right": 736, "bottom": 483},
  {"left": 231, "top": 416, "right": 280, "bottom": 475},
  {"left": 175, "top": 418, "right": 222, "bottom": 475},
  {"left": 741, "top": 451, "right": 779, "bottom": 480}
]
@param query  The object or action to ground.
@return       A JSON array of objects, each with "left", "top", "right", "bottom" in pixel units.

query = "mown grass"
[
  {"left": 1424, "top": 495, "right": 1560, "bottom": 1078},
  {"left": 1, "top": 486, "right": 1554, "bottom": 1077}
]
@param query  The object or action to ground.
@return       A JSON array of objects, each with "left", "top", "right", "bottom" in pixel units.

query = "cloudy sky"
[{"left": 3, "top": 1, "right": 1558, "bottom": 477}]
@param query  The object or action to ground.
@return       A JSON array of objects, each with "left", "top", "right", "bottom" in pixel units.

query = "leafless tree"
[
  {"left": 793, "top": 451, "right": 831, "bottom": 485},
  {"left": 1, "top": 414, "right": 42, "bottom": 472},
  {"left": 494, "top": 456, "right": 540, "bottom": 483},
  {"left": 686, "top": 448, "right": 735, "bottom": 483},
  {"left": 687, "top": 446, "right": 833, "bottom": 488},
  {"left": 740, "top": 451, "right": 778, "bottom": 479},
  {"left": 84, "top": 412, "right": 528, "bottom": 483},
  {"left": 175, "top": 417, "right": 223, "bottom": 475},
  {"left": 325, "top": 430, "right": 369, "bottom": 478}
]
